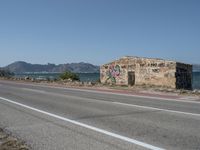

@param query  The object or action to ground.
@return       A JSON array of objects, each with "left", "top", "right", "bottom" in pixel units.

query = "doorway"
[{"left": 128, "top": 72, "right": 135, "bottom": 86}]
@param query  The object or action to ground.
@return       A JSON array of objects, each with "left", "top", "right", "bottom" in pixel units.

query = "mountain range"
[
  {"left": 4, "top": 61, "right": 100, "bottom": 73},
  {"left": 2, "top": 61, "right": 200, "bottom": 73}
]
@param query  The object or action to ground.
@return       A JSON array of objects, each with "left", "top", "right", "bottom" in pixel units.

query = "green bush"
[
  {"left": 59, "top": 71, "right": 80, "bottom": 81},
  {"left": 0, "top": 69, "right": 14, "bottom": 77}
]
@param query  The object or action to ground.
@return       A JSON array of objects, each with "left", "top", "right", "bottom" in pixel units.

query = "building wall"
[{"left": 100, "top": 57, "right": 179, "bottom": 88}]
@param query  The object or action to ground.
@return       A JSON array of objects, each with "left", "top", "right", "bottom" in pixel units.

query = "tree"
[
  {"left": 59, "top": 71, "right": 80, "bottom": 81},
  {"left": 0, "top": 69, "right": 14, "bottom": 77}
]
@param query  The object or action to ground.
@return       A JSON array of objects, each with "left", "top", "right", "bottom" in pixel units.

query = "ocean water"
[
  {"left": 193, "top": 72, "right": 200, "bottom": 90},
  {"left": 15, "top": 72, "right": 200, "bottom": 89},
  {"left": 15, "top": 73, "right": 100, "bottom": 82}
]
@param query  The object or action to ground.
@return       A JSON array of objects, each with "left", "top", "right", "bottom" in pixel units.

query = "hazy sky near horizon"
[{"left": 0, "top": 0, "right": 200, "bottom": 66}]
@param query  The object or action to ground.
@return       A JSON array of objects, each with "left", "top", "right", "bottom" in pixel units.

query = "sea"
[
  {"left": 15, "top": 72, "right": 200, "bottom": 90},
  {"left": 14, "top": 73, "right": 100, "bottom": 82},
  {"left": 193, "top": 72, "right": 200, "bottom": 90}
]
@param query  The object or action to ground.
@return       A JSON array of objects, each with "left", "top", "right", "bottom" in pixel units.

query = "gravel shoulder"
[{"left": 0, "top": 128, "right": 29, "bottom": 150}]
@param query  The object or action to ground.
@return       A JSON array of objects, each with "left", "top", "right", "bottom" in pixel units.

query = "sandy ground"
[{"left": 0, "top": 128, "right": 29, "bottom": 150}]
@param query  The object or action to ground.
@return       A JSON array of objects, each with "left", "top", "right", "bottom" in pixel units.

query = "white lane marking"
[
  {"left": 113, "top": 102, "right": 200, "bottom": 117},
  {"left": 0, "top": 80, "right": 199, "bottom": 103},
  {"left": 0, "top": 96, "right": 165, "bottom": 150},
  {"left": 21, "top": 88, "right": 46, "bottom": 94}
]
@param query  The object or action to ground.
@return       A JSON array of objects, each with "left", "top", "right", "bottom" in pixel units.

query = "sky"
[{"left": 0, "top": 0, "right": 199, "bottom": 66}]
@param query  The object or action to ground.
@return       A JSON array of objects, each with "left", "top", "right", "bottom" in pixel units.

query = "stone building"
[{"left": 100, "top": 56, "right": 192, "bottom": 89}]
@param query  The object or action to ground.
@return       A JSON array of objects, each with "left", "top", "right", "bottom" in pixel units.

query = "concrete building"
[{"left": 100, "top": 56, "right": 192, "bottom": 89}]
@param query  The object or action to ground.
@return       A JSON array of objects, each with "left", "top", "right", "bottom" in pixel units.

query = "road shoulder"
[{"left": 0, "top": 128, "right": 29, "bottom": 150}]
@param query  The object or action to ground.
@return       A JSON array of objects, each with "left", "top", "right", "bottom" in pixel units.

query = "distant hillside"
[
  {"left": 193, "top": 64, "right": 200, "bottom": 72},
  {"left": 4, "top": 61, "right": 100, "bottom": 73}
]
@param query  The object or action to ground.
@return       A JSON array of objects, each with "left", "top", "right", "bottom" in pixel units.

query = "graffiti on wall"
[{"left": 106, "top": 65, "right": 121, "bottom": 83}]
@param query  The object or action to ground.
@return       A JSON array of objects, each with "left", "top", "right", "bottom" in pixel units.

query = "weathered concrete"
[{"left": 100, "top": 56, "right": 192, "bottom": 89}]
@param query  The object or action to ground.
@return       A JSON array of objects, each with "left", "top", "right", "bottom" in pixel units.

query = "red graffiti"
[{"left": 109, "top": 65, "right": 120, "bottom": 78}]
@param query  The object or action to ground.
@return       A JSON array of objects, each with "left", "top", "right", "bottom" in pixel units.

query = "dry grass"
[{"left": 0, "top": 129, "right": 29, "bottom": 150}]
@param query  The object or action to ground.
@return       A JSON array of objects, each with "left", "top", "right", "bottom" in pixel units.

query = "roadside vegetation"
[
  {"left": 59, "top": 71, "right": 80, "bottom": 81},
  {"left": 0, "top": 69, "right": 14, "bottom": 78},
  {"left": 0, "top": 128, "right": 29, "bottom": 150}
]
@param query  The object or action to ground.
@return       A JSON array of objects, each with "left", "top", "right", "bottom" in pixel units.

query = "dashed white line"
[{"left": 0, "top": 96, "right": 165, "bottom": 150}]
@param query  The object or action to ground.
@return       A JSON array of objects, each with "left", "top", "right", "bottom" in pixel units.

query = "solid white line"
[
  {"left": 0, "top": 96, "right": 165, "bottom": 150},
  {"left": 113, "top": 102, "right": 200, "bottom": 117}
]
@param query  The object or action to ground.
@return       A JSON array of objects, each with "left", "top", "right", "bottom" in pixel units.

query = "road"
[{"left": 0, "top": 80, "right": 200, "bottom": 150}]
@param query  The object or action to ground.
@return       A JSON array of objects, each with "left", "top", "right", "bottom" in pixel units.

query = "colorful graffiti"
[{"left": 106, "top": 65, "right": 121, "bottom": 83}]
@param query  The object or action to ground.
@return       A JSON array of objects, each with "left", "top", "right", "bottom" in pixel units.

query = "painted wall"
[
  {"left": 100, "top": 63, "right": 128, "bottom": 85},
  {"left": 101, "top": 57, "right": 191, "bottom": 89}
]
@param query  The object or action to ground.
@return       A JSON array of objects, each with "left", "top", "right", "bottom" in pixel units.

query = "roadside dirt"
[{"left": 0, "top": 128, "right": 29, "bottom": 150}]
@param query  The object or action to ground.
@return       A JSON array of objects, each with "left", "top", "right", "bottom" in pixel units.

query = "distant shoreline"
[{"left": 14, "top": 72, "right": 100, "bottom": 74}]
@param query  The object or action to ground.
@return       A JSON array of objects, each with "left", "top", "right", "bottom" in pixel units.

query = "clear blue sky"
[{"left": 0, "top": 0, "right": 199, "bottom": 66}]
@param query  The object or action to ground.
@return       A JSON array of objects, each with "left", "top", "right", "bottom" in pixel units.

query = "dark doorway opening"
[{"left": 128, "top": 72, "right": 135, "bottom": 86}]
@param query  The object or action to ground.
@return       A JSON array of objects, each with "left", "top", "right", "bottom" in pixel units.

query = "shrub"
[
  {"left": 59, "top": 71, "right": 80, "bottom": 81},
  {"left": 96, "top": 78, "right": 101, "bottom": 83},
  {"left": 0, "top": 69, "right": 14, "bottom": 77}
]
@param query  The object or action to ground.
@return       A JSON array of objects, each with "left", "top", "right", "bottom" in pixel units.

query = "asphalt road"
[{"left": 0, "top": 80, "right": 200, "bottom": 150}]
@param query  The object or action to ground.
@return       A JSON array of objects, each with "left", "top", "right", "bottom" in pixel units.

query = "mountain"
[
  {"left": 193, "top": 64, "right": 200, "bottom": 72},
  {"left": 4, "top": 61, "right": 100, "bottom": 73}
]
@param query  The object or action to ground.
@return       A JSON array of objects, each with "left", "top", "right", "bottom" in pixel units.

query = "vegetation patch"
[
  {"left": 0, "top": 69, "right": 14, "bottom": 78},
  {"left": 59, "top": 71, "right": 80, "bottom": 81}
]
